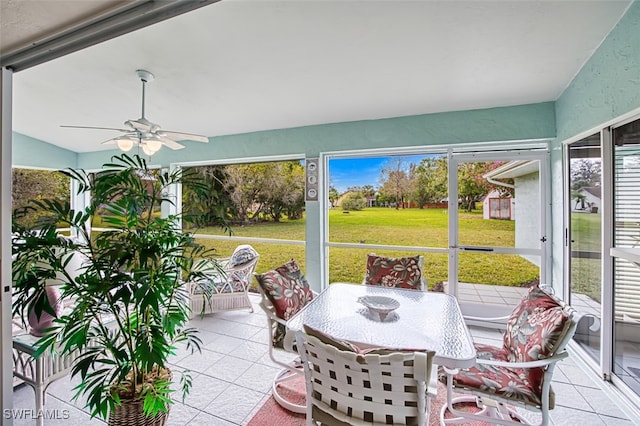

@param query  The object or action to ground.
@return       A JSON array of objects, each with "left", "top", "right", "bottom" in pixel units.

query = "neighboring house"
[
  {"left": 482, "top": 190, "right": 515, "bottom": 220},
  {"left": 483, "top": 161, "right": 540, "bottom": 266},
  {"left": 572, "top": 186, "right": 601, "bottom": 213}
]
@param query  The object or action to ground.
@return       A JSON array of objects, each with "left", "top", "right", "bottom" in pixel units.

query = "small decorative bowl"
[{"left": 357, "top": 295, "right": 400, "bottom": 321}]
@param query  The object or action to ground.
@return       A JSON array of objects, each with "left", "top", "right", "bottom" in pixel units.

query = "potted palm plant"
[{"left": 15, "top": 154, "right": 227, "bottom": 424}]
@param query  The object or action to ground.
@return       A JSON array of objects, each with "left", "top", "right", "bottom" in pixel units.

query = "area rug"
[{"left": 247, "top": 378, "right": 495, "bottom": 426}]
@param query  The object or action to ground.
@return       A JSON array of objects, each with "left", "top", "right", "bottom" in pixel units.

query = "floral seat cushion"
[
  {"left": 364, "top": 254, "right": 423, "bottom": 290},
  {"left": 440, "top": 285, "right": 572, "bottom": 409},
  {"left": 256, "top": 259, "right": 314, "bottom": 347},
  {"left": 438, "top": 342, "right": 554, "bottom": 408},
  {"left": 192, "top": 272, "right": 245, "bottom": 294}
]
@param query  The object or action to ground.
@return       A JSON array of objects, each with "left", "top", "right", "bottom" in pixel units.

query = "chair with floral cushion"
[
  {"left": 188, "top": 244, "right": 259, "bottom": 318},
  {"left": 364, "top": 253, "right": 426, "bottom": 290},
  {"left": 255, "top": 259, "right": 315, "bottom": 413},
  {"left": 439, "top": 284, "right": 579, "bottom": 426}
]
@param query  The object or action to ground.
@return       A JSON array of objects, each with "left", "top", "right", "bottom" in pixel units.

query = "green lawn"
[
  {"left": 571, "top": 213, "right": 601, "bottom": 252},
  {"left": 191, "top": 207, "right": 539, "bottom": 290},
  {"left": 570, "top": 212, "right": 602, "bottom": 302}
]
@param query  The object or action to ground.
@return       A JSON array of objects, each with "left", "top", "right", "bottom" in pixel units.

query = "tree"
[
  {"left": 264, "top": 161, "right": 305, "bottom": 221},
  {"left": 12, "top": 169, "right": 70, "bottom": 228},
  {"left": 457, "top": 161, "right": 507, "bottom": 211},
  {"left": 222, "top": 161, "right": 305, "bottom": 223},
  {"left": 379, "top": 158, "right": 411, "bottom": 209},
  {"left": 328, "top": 186, "right": 340, "bottom": 207},
  {"left": 361, "top": 185, "right": 376, "bottom": 199},
  {"left": 182, "top": 165, "right": 234, "bottom": 228},
  {"left": 222, "top": 163, "right": 267, "bottom": 222},
  {"left": 412, "top": 156, "right": 448, "bottom": 208},
  {"left": 570, "top": 159, "right": 601, "bottom": 189}
]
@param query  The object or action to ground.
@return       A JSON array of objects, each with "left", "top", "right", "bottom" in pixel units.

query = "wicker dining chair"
[
  {"left": 439, "top": 284, "right": 579, "bottom": 426},
  {"left": 296, "top": 326, "right": 436, "bottom": 426}
]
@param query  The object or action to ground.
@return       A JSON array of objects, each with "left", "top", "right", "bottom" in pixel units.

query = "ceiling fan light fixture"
[
  {"left": 115, "top": 137, "right": 134, "bottom": 152},
  {"left": 146, "top": 138, "right": 162, "bottom": 152},
  {"left": 141, "top": 142, "right": 160, "bottom": 156}
]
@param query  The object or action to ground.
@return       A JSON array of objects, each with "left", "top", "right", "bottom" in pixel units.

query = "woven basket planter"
[{"left": 107, "top": 398, "right": 170, "bottom": 426}]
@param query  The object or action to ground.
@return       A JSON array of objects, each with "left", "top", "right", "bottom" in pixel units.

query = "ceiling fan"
[{"left": 61, "top": 69, "right": 208, "bottom": 155}]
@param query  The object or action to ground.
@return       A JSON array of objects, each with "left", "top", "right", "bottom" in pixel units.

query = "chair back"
[
  {"left": 296, "top": 329, "right": 434, "bottom": 426},
  {"left": 229, "top": 244, "right": 259, "bottom": 268},
  {"left": 364, "top": 253, "right": 427, "bottom": 290},
  {"left": 255, "top": 259, "right": 314, "bottom": 352},
  {"left": 226, "top": 245, "right": 260, "bottom": 290},
  {"left": 502, "top": 285, "right": 578, "bottom": 396}
]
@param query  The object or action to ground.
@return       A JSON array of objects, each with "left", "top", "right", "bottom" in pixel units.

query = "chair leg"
[
  {"left": 272, "top": 364, "right": 306, "bottom": 414},
  {"left": 440, "top": 380, "right": 535, "bottom": 425}
]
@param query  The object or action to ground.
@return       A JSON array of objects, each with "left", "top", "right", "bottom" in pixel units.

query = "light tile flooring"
[{"left": 11, "top": 292, "right": 640, "bottom": 425}]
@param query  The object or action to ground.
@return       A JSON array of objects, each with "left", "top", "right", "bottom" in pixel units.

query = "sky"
[{"left": 328, "top": 154, "right": 428, "bottom": 193}]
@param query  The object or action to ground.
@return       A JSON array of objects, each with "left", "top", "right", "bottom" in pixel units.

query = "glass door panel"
[
  {"left": 451, "top": 153, "right": 546, "bottom": 309},
  {"left": 326, "top": 154, "right": 449, "bottom": 290},
  {"left": 613, "top": 119, "right": 640, "bottom": 395},
  {"left": 567, "top": 134, "right": 602, "bottom": 364}
]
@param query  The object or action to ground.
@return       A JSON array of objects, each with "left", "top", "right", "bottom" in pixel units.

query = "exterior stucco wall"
[{"left": 514, "top": 172, "right": 540, "bottom": 267}]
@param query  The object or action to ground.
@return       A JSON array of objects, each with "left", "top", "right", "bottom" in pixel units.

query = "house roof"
[
  {"left": 581, "top": 186, "right": 602, "bottom": 199},
  {"left": 483, "top": 160, "right": 539, "bottom": 180},
  {"left": 1, "top": 1, "right": 632, "bottom": 153}
]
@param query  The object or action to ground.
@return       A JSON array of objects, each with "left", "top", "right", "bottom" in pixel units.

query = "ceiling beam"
[{"left": 1, "top": 0, "right": 220, "bottom": 72}]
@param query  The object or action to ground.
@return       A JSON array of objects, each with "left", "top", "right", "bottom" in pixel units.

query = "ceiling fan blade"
[
  {"left": 159, "top": 130, "right": 209, "bottom": 143},
  {"left": 126, "top": 119, "right": 154, "bottom": 132},
  {"left": 100, "top": 135, "right": 137, "bottom": 145},
  {"left": 61, "top": 125, "right": 131, "bottom": 132},
  {"left": 156, "top": 135, "right": 186, "bottom": 150}
]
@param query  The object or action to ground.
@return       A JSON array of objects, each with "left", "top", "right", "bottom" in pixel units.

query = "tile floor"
[{"left": 11, "top": 292, "right": 640, "bottom": 425}]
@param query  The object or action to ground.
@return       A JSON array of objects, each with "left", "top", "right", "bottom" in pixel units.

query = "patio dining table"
[{"left": 287, "top": 282, "right": 476, "bottom": 368}]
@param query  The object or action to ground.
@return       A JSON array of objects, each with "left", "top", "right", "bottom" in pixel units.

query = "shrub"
[{"left": 341, "top": 192, "right": 367, "bottom": 211}]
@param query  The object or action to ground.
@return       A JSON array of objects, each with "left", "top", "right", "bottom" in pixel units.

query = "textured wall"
[
  {"left": 74, "top": 101, "right": 556, "bottom": 170},
  {"left": 550, "top": 1, "right": 640, "bottom": 290},
  {"left": 12, "top": 132, "right": 77, "bottom": 169},
  {"left": 555, "top": 1, "right": 640, "bottom": 140}
]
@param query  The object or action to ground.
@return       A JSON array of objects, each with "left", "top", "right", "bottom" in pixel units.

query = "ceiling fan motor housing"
[{"left": 136, "top": 69, "right": 154, "bottom": 83}]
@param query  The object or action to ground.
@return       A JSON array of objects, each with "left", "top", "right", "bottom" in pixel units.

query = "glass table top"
[{"left": 288, "top": 283, "right": 476, "bottom": 368}]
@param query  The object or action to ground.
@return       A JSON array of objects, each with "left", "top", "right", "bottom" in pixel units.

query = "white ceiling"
[{"left": 6, "top": 0, "right": 633, "bottom": 153}]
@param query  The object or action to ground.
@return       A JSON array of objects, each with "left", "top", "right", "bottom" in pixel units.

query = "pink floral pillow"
[
  {"left": 364, "top": 254, "right": 423, "bottom": 290},
  {"left": 503, "top": 285, "right": 573, "bottom": 364},
  {"left": 256, "top": 259, "right": 314, "bottom": 320}
]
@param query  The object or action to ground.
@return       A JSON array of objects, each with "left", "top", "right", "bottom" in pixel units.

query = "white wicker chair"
[
  {"left": 296, "top": 328, "right": 435, "bottom": 426},
  {"left": 439, "top": 285, "right": 579, "bottom": 426},
  {"left": 188, "top": 244, "right": 259, "bottom": 318}
]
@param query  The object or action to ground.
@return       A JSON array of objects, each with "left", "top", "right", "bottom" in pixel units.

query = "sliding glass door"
[
  {"left": 612, "top": 119, "right": 640, "bottom": 395},
  {"left": 565, "top": 118, "right": 640, "bottom": 403},
  {"left": 566, "top": 134, "right": 602, "bottom": 364}
]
